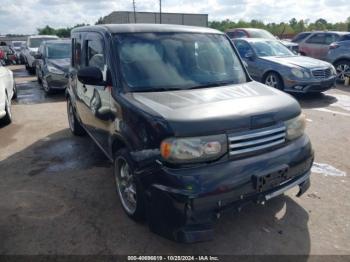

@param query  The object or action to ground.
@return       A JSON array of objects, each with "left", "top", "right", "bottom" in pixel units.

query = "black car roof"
[{"left": 72, "top": 24, "right": 222, "bottom": 34}]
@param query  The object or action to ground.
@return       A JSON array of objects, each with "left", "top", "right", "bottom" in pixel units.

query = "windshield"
[
  {"left": 29, "top": 38, "right": 57, "bottom": 48},
  {"left": 251, "top": 40, "right": 294, "bottom": 57},
  {"left": 115, "top": 33, "right": 247, "bottom": 92},
  {"left": 46, "top": 43, "right": 70, "bottom": 59},
  {"left": 248, "top": 29, "right": 276, "bottom": 39}
]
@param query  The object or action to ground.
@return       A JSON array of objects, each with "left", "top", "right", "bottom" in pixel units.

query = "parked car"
[
  {"left": 11, "top": 41, "right": 26, "bottom": 64},
  {"left": 226, "top": 28, "right": 299, "bottom": 53},
  {"left": 67, "top": 24, "right": 314, "bottom": 242},
  {"left": 35, "top": 39, "right": 71, "bottom": 93},
  {"left": 22, "top": 35, "right": 59, "bottom": 74},
  {"left": 233, "top": 38, "right": 336, "bottom": 93},
  {"left": 325, "top": 40, "right": 350, "bottom": 81},
  {"left": 0, "top": 46, "right": 17, "bottom": 65},
  {"left": 296, "top": 31, "right": 350, "bottom": 60},
  {"left": 0, "top": 63, "right": 16, "bottom": 125}
]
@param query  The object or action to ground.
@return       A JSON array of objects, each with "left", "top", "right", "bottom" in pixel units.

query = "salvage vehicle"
[
  {"left": 0, "top": 46, "right": 17, "bottom": 65},
  {"left": 67, "top": 24, "right": 314, "bottom": 242},
  {"left": 233, "top": 38, "right": 336, "bottom": 93},
  {"left": 326, "top": 40, "right": 350, "bottom": 82},
  {"left": 0, "top": 63, "right": 16, "bottom": 125},
  {"left": 226, "top": 28, "right": 299, "bottom": 53},
  {"left": 35, "top": 39, "right": 71, "bottom": 93},
  {"left": 296, "top": 31, "right": 350, "bottom": 60},
  {"left": 11, "top": 41, "right": 26, "bottom": 64},
  {"left": 22, "top": 35, "right": 59, "bottom": 74}
]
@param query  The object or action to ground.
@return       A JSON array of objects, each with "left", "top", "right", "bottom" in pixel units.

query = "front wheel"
[
  {"left": 334, "top": 60, "right": 350, "bottom": 82},
  {"left": 264, "top": 72, "right": 284, "bottom": 90},
  {"left": 114, "top": 149, "right": 146, "bottom": 221},
  {"left": 67, "top": 98, "right": 86, "bottom": 136}
]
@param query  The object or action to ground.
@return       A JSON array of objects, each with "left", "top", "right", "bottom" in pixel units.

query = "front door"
[{"left": 81, "top": 32, "right": 111, "bottom": 151}]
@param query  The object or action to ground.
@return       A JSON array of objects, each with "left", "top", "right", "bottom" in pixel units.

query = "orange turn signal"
[{"left": 160, "top": 141, "right": 172, "bottom": 159}]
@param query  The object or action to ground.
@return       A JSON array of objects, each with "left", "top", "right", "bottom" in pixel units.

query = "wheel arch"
[{"left": 333, "top": 57, "right": 350, "bottom": 66}]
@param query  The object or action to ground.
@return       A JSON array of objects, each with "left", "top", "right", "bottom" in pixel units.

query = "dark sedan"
[
  {"left": 233, "top": 38, "right": 337, "bottom": 93},
  {"left": 35, "top": 40, "right": 71, "bottom": 93}
]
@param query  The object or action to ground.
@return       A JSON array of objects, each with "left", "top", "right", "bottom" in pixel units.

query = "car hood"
[
  {"left": 261, "top": 55, "right": 331, "bottom": 70},
  {"left": 124, "top": 81, "right": 301, "bottom": 136},
  {"left": 47, "top": 58, "right": 70, "bottom": 72}
]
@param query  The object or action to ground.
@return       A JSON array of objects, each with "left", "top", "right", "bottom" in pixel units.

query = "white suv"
[{"left": 23, "top": 35, "right": 59, "bottom": 74}]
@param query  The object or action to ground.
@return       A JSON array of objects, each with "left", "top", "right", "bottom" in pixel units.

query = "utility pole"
[
  {"left": 133, "top": 0, "right": 137, "bottom": 23},
  {"left": 159, "top": 0, "right": 162, "bottom": 24}
]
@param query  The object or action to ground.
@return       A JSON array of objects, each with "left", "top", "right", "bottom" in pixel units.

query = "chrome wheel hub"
[
  {"left": 265, "top": 75, "right": 278, "bottom": 88},
  {"left": 336, "top": 64, "right": 350, "bottom": 81},
  {"left": 115, "top": 159, "right": 137, "bottom": 214}
]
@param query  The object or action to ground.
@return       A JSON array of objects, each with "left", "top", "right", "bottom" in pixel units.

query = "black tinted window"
[
  {"left": 339, "top": 34, "right": 350, "bottom": 41},
  {"left": 325, "top": 34, "right": 339, "bottom": 45},
  {"left": 86, "top": 39, "right": 104, "bottom": 71},
  {"left": 72, "top": 36, "right": 82, "bottom": 69},
  {"left": 292, "top": 33, "right": 311, "bottom": 43},
  {"left": 236, "top": 31, "right": 248, "bottom": 38},
  {"left": 234, "top": 40, "right": 253, "bottom": 57},
  {"left": 306, "top": 34, "right": 326, "bottom": 44}
]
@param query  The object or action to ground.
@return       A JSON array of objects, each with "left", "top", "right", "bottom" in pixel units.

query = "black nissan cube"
[{"left": 66, "top": 24, "right": 314, "bottom": 243}]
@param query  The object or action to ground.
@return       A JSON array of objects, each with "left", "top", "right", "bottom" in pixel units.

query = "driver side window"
[
  {"left": 86, "top": 38, "right": 105, "bottom": 72},
  {"left": 234, "top": 40, "right": 253, "bottom": 58}
]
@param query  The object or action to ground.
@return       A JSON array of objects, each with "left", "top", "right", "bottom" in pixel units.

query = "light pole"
[
  {"left": 133, "top": 0, "right": 137, "bottom": 23},
  {"left": 159, "top": 0, "right": 162, "bottom": 24}
]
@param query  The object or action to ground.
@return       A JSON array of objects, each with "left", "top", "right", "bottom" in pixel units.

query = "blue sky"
[{"left": 0, "top": 0, "right": 349, "bottom": 34}]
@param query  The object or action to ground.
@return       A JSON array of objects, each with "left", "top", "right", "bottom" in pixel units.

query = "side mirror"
[
  {"left": 245, "top": 50, "right": 255, "bottom": 60},
  {"left": 34, "top": 53, "right": 42, "bottom": 59},
  {"left": 77, "top": 66, "right": 104, "bottom": 86}
]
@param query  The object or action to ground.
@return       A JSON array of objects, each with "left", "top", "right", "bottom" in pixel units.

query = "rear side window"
[
  {"left": 339, "top": 34, "right": 350, "bottom": 41},
  {"left": 235, "top": 31, "right": 248, "bottom": 38},
  {"left": 292, "top": 33, "right": 311, "bottom": 43},
  {"left": 306, "top": 33, "right": 326, "bottom": 44},
  {"left": 72, "top": 36, "right": 82, "bottom": 69},
  {"left": 325, "top": 34, "right": 339, "bottom": 45},
  {"left": 86, "top": 39, "right": 105, "bottom": 72}
]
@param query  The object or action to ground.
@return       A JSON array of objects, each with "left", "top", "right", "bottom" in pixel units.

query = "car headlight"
[
  {"left": 284, "top": 114, "right": 306, "bottom": 140},
  {"left": 330, "top": 65, "right": 337, "bottom": 75},
  {"left": 47, "top": 65, "right": 64, "bottom": 75},
  {"left": 291, "top": 68, "right": 310, "bottom": 78},
  {"left": 160, "top": 134, "right": 227, "bottom": 163}
]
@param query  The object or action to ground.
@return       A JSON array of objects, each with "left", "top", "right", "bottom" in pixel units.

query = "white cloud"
[{"left": 0, "top": 0, "right": 349, "bottom": 35}]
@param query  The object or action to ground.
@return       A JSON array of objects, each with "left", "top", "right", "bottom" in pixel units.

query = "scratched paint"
[{"left": 312, "top": 162, "right": 347, "bottom": 177}]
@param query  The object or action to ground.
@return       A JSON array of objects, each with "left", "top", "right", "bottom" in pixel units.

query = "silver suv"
[
  {"left": 22, "top": 35, "right": 58, "bottom": 74},
  {"left": 326, "top": 40, "right": 350, "bottom": 81}
]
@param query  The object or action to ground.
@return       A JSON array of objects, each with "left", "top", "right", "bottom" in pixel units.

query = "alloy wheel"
[
  {"left": 115, "top": 159, "right": 137, "bottom": 215},
  {"left": 265, "top": 74, "right": 278, "bottom": 88},
  {"left": 336, "top": 64, "right": 350, "bottom": 81}
]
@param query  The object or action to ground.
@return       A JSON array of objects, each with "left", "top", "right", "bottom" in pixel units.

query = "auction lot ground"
[{"left": 0, "top": 65, "right": 349, "bottom": 255}]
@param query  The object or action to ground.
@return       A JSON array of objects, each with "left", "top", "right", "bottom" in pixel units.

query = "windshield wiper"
[{"left": 187, "top": 81, "right": 235, "bottom": 90}]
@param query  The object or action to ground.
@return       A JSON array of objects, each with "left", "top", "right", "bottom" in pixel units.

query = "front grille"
[
  {"left": 312, "top": 68, "right": 332, "bottom": 79},
  {"left": 228, "top": 125, "right": 286, "bottom": 157}
]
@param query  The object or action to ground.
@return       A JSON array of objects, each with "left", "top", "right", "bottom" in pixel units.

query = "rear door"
[{"left": 303, "top": 33, "right": 326, "bottom": 59}]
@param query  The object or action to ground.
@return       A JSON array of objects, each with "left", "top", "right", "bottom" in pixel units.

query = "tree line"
[
  {"left": 34, "top": 17, "right": 350, "bottom": 38},
  {"left": 209, "top": 17, "right": 350, "bottom": 37}
]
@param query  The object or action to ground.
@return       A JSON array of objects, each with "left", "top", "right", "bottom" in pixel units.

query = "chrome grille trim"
[
  {"left": 229, "top": 133, "right": 285, "bottom": 149},
  {"left": 312, "top": 68, "right": 332, "bottom": 79},
  {"left": 228, "top": 125, "right": 286, "bottom": 157},
  {"left": 228, "top": 126, "right": 285, "bottom": 142}
]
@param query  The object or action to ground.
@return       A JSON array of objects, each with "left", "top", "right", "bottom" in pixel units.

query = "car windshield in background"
[
  {"left": 46, "top": 43, "right": 71, "bottom": 59},
  {"left": 29, "top": 38, "right": 56, "bottom": 48},
  {"left": 115, "top": 33, "right": 247, "bottom": 92},
  {"left": 12, "top": 42, "right": 22, "bottom": 47},
  {"left": 251, "top": 40, "right": 295, "bottom": 57},
  {"left": 248, "top": 30, "right": 275, "bottom": 39}
]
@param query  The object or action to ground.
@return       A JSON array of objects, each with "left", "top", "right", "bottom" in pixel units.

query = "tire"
[
  {"left": 67, "top": 98, "right": 86, "bottom": 136},
  {"left": 1, "top": 93, "right": 12, "bottom": 125},
  {"left": 334, "top": 60, "right": 350, "bottom": 82},
  {"left": 36, "top": 68, "right": 42, "bottom": 85},
  {"left": 12, "top": 82, "right": 17, "bottom": 100},
  {"left": 113, "top": 149, "right": 146, "bottom": 221},
  {"left": 264, "top": 72, "right": 284, "bottom": 90}
]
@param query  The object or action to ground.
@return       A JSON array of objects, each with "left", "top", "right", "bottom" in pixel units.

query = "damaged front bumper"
[{"left": 141, "top": 135, "right": 313, "bottom": 243}]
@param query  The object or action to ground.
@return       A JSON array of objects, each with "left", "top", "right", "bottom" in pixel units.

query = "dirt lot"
[{"left": 0, "top": 65, "right": 349, "bottom": 255}]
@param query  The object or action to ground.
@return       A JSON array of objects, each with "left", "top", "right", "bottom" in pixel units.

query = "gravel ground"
[{"left": 0, "top": 65, "right": 349, "bottom": 256}]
